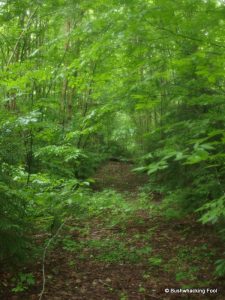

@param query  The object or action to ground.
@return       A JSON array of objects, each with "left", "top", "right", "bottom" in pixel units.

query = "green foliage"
[
  {"left": 175, "top": 271, "right": 197, "bottom": 282},
  {"left": 62, "top": 238, "right": 84, "bottom": 253},
  {"left": 62, "top": 235, "right": 152, "bottom": 264},
  {"left": 11, "top": 273, "right": 35, "bottom": 293},
  {"left": 120, "top": 293, "right": 128, "bottom": 300},
  {"left": 148, "top": 256, "right": 163, "bottom": 267},
  {"left": 87, "top": 239, "right": 141, "bottom": 263},
  {"left": 215, "top": 258, "right": 225, "bottom": 277},
  {"left": 0, "top": 181, "right": 31, "bottom": 262},
  {"left": 198, "top": 195, "right": 225, "bottom": 224},
  {"left": 164, "top": 244, "right": 215, "bottom": 285},
  {"left": 0, "top": 0, "right": 224, "bottom": 283}
]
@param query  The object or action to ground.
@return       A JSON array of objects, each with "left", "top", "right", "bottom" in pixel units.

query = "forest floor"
[{"left": 1, "top": 161, "right": 225, "bottom": 300}]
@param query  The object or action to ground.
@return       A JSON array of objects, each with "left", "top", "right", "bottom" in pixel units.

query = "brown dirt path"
[
  {"left": 2, "top": 161, "right": 225, "bottom": 300},
  {"left": 93, "top": 161, "right": 148, "bottom": 193}
]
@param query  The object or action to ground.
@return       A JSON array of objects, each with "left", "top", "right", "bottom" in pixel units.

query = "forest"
[{"left": 0, "top": 0, "right": 225, "bottom": 299}]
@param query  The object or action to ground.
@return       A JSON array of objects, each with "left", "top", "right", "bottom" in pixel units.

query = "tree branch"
[{"left": 6, "top": 6, "right": 39, "bottom": 67}]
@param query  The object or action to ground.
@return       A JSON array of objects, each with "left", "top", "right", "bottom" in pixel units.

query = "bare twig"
[{"left": 38, "top": 220, "right": 67, "bottom": 300}]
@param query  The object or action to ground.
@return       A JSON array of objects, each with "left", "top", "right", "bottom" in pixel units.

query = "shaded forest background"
[{"left": 0, "top": 0, "right": 225, "bottom": 298}]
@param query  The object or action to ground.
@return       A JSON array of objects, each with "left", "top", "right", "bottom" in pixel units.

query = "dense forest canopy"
[{"left": 0, "top": 0, "right": 225, "bottom": 298}]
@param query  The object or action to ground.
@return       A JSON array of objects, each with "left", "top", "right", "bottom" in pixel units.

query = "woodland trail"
[
  {"left": 93, "top": 160, "right": 148, "bottom": 193},
  {"left": 3, "top": 161, "right": 225, "bottom": 300},
  {"left": 2, "top": 1, "right": 225, "bottom": 299}
]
